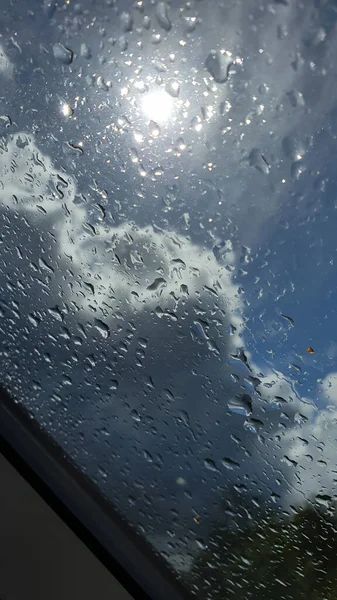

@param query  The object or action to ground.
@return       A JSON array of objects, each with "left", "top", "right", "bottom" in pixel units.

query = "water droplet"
[
  {"left": 183, "top": 15, "right": 198, "bottom": 33},
  {"left": 243, "top": 418, "right": 263, "bottom": 434},
  {"left": 294, "top": 412, "right": 308, "bottom": 425},
  {"left": 118, "top": 35, "right": 128, "bottom": 51},
  {"left": 80, "top": 43, "right": 91, "bottom": 59},
  {"left": 205, "top": 50, "right": 232, "bottom": 83},
  {"left": 221, "top": 457, "right": 240, "bottom": 470},
  {"left": 230, "top": 348, "right": 251, "bottom": 370},
  {"left": 156, "top": 2, "right": 172, "bottom": 31},
  {"left": 165, "top": 79, "right": 180, "bottom": 98},
  {"left": 39, "top": 257, "right": 54, "bottom": 273},
  {"left": 32, "top": 380, "right": 42, "bottom": 392},
  {"left": 143, "top": 450, "right": 153, "bottom": 463},
  {"left": 196, "top": 539, "right": 207, "bottom": 550},
  {"left": 174, "top": 137, "right": 186, "bottom": 154},
  {"left": 143, "top": 15, "right": 151, "bottom": 30},
  {"left": 0, "top": 115, "right": 12, "bottom": 131},
  {"left": 53, "top": 43, "right": 73, "bottom": 65},
  {"left": 28, "top": 313, "right": 41, "bottom": 327},
  {"left": 60, "top": 102, "right": 73, "bottom": 118},
  {"left": 149, "top": 120, "right": 161, "bottom": 138},
  {"left": 190, "top": 115, "right": 202, "bottom": 132},
  {"left": 147, "top": 277, "right": 166, "bottom": 291},
  {"left": 287, "top": 89, "right": 305, "bottom": 108},
  {"left": 131, "top": 409, "right": 141, "bottom": 422},
  {"left": 120, "top": 11, "right": 133, "bottom": 32},
  {"left": 291, "top": 52, "right": 304, "bottom": 71},
  {"left": 227, "top": 394, "right": 252, "bottom": 417},
  {"left": 282, "top": 455, "right": 298, "bottom": 468},
  {"left": 151, "top": 33, "right": 162, "bottom": 45},
  {"left": 297, "top": 436, "right": 309, "bottom": 446},
  {"left": 274, "top": 396, "right": 288, "bottom": 408},
  {"left": 291, "top": 159, "right": 306, "bottom": 180},
  {"left": 94, "top": 319, "right": 110, "bottom": 338},
  {"left": 315, "top": 494, "right": 332, "bottom": 508},
  {"left": 204, "top": 458, "right": 219, "bottom": 472},
  {"left": 48, "top": 306, "right": 64, "bottom": 322},
  {"left": 96, "top": 75, "right": 110, "bottom": 91},
  {"left": 219, "top": 100, "right": 231, "bottom": 115},
  {"left": 290, "top": 363, "right": 301, "bottom": 373},
  {"left": 137, "top": 338, "right": 148, "bottom": 349},
  {"left": 192, "top": 320, "right": 208, "bottom": 342},
  {"left": 281, "top": 314, "right": 294, "bottom": 326},
  {"left": 282, "top": 135, "right": 305, "bottom": 161},
  {"left": 248, "top": 149, "right": 270, "bottom": 174},
  {"left": 43, "top": 0, "right": 57, "bottom": 18},
  {"left": 98, "top": 466, "right": 108, "bottom": 480}
]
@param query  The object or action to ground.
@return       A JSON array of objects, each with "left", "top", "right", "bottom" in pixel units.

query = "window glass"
[{"left": 1, "top": 0, "right": 337, "bottom": 596}]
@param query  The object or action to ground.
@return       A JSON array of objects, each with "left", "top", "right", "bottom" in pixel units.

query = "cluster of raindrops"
[{"left": 0, "top": 132, "right": 243, "bottom": 327}]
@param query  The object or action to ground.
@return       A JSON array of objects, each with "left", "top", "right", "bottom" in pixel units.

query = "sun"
[{"left": 141, "top": 89, "right": 174, "bottom": 124}]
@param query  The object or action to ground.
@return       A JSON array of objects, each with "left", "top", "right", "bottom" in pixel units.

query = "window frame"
[{"left": 0, "top": 386, "right": 191, "bottom": 600}]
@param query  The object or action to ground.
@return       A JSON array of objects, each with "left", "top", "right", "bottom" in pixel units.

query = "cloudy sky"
[{"left": 1, "top": 0, "right": 337, "bottom": 575}]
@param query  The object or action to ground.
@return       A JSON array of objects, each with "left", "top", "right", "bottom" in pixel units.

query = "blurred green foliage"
[{"left": 189, "top": 505, "right": 337, "bottom": 600}]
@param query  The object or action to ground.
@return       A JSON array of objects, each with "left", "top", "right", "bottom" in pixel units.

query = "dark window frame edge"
[{"left": 0, "top": 386, "right": 192, "bottom": 600}]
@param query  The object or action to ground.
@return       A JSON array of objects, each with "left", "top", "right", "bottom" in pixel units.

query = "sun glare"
[{"left": 141, "top": 89, "right": 173, "bottom": 124}]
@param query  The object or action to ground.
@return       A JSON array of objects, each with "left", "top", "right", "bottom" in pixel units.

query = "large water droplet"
[
  {"left": 282, "top": 135, "right": 306, "bottom": 161},
  {"left": 156, "top": 2, "right": 172, "bottom": 31},
  {"left": 120, "top": 11, "right": 133, "bottom": 32},
  {"left": 205, "top": 50, "right": 232, "bottom": 83},
  {"left": 80, "top": 43, "right": 91, "bottom": 59},
  {"left": 165, "top": 79, "right": 180, "bottom": 98},
  {"left": 53, "top": 43, "right": 73, "bottom": 65},
  {"left": 149, "top": 120, "right": 161, "bottom": 138},
  {"left": 204, "top": 458, "right": 219, "bottom": 472},
  {"left": 48, "top": 306, "right": 64, "bottom": 322},
  {"left": 221, "top": 457, "right": 240, "bottom": 470},
  {"left": 248, "top": 149, "right": 270, "bottom": 174},
  {"left": 192, "top": 320, "right": 209, "bottom": 342},
  {"left": 227, "top": 394, "right": 253, "bottom": 417},
  {"left": 243, "top": 418, "right": 263, "bottom": 434},
  {"left": 94, "top": 319, "right": 110, "bottom": 339},
  {"left": 147, "top": 277, "right": 166, "bottom": 292},
  {"left": 315, "top": 494, "right": 332, "bottom": 509}
]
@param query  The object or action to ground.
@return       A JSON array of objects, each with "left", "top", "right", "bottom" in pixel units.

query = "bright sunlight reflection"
[{"left": 141, "top": 89, "right": 173, "bottom": 124}]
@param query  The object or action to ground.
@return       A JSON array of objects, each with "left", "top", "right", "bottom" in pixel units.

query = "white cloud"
[
  {"left": 0, "top": 132, "right": 244, "bottom": 337},
  {"left": 280, "top": 382, "right": 337, "bottom": 510}
]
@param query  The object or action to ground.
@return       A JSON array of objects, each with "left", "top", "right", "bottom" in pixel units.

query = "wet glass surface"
[{"left": 2, "top": 0, "right": 337, "bottom": 597}]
